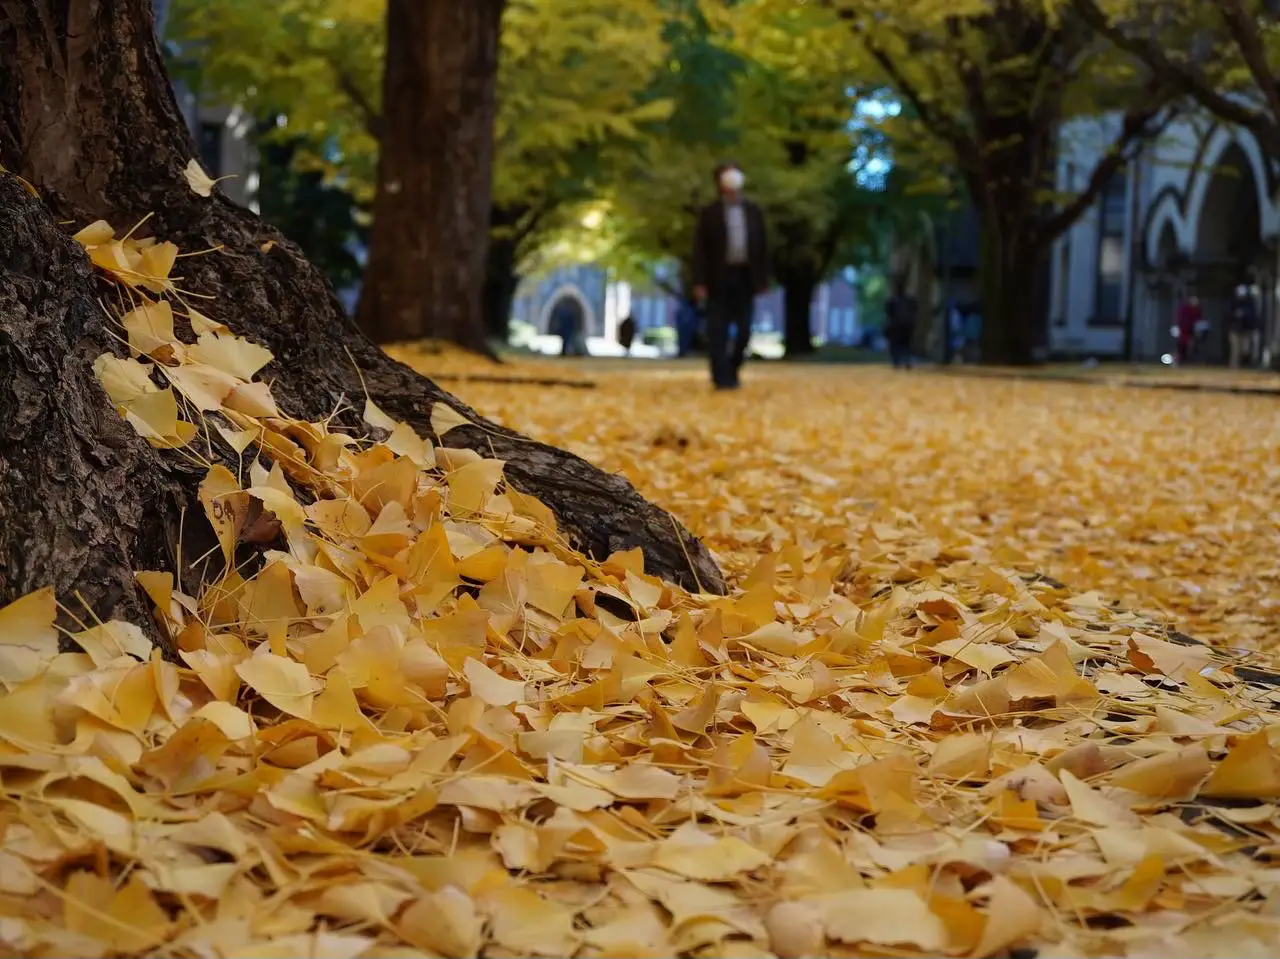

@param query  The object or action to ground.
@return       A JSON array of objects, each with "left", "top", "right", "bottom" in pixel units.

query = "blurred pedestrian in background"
[
  {"left": 884, "top": 274, "right": 918, "bottom": 370},
  {"left": 1228, "top": 282, "right": 1260, "bottom": 368},
  {"left": 691, "top": 161, "right": 770, "bottom": 390},
  {"left": 618, "top": 314, "right": 636, "bottom": 355}
]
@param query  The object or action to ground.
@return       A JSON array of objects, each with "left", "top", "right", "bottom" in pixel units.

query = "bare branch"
[
  {"left": 1216, "top": 0, "right": 1280, "bottom": 131},
  {"left": 1039, "top": 90, "right": 1179, "bottom": 244},
  {"left": 859, "top": 36, "right": 983, "bottom": 175},
  {"left": 320, "top": 51, "right": 383, "bottom": 141},
  {"left": 1069, "top": 0, "right": 1280, "bottom": 154}
]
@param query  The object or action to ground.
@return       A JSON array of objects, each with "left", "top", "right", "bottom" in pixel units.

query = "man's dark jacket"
[{"left": 691, "top": 199, "right": 769, "bottom": 298}]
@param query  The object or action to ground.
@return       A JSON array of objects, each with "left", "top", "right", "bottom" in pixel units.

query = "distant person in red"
[{"left": 1175, "top": 293, "right": 1201, "bottom": 365}]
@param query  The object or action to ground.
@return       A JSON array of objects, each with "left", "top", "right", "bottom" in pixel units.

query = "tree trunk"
[
  {"left": 0, "top": 0, "right": 725, "bottom": 637},
  {"left": 0, "top": 177, "right": 212, "bottom": 639},
  {"left": 976, "top": 219, "right": 1045, "bottom": 366},
  {"left": 484, "top": 232, "right": 521, "bottom": 343},
  {"left": 780, "top": 274, "right": 818, "bottom": 358},
  {"left": 353, "top": 0, "right": 502, "bottom": 352}
]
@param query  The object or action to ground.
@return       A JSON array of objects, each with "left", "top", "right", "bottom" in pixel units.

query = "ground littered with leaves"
[{"left": 3, "top": 229, "right": 1280, "bottom": 959}]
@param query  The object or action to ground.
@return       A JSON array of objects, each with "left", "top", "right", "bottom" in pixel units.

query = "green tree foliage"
[
  {"left": 722, "top": 4, "right": 873, "bottom": 355},
  {"left": 598, "top": 0, "right": 889, "bottom": 356},
  {"left": 591, "top": 2, "right": 748, "bottom": 290},
  {"left": 1072, "top": 0, "right": 1280, "bottom": 158},
  {"left": 730, "top": 0, "right": 1180, "bottom": 364},
  {"left": 254, "top": 120, "right": 367, "bottom": 294},
  {"left": 169, "top": 0, "right": 675, "bottom": 338}
]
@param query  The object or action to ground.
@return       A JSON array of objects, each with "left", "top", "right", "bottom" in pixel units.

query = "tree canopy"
[
  {"left": 174, "top": 0, "right": 903, "bottom": 349},
  {"left": 170, "top": 0, "right": 676, "bottom": 262},
  {"left": 169, "top": 0, "right": 1196, "bottom": 359},
  {"left": 593, "top": 0, "right": 887, "bottom": 353},
  {"left": 714, "top": 0, "right": 1179, "bottom": 362},
  {"left": 1071, "top": 0, "right": 1280, "bottom": 158}
]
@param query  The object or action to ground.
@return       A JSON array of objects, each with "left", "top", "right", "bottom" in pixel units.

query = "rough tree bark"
[
  {"left": 353, "top": 0, "right": 503, "bottom": 352},
  {"left": 0, "top": 177, "right": 213, "bottom": 635},
  {"left": 0, "top": 0, "right": 725, "bottom": 636}
]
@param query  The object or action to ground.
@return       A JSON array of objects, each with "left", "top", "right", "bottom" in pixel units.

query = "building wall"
[{"left": 1050, "top": 111, "right": 1280, "bottom": 361}]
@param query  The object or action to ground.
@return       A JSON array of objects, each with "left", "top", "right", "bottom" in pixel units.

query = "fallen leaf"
[
  {"left": 184, "top": 157, "right": 219, "bottom": 196},
  {"left": 234, "top": 653, "right": 320, "bottom": 720}
]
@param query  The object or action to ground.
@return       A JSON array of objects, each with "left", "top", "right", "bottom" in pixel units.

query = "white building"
[{"left": 1049, "top": 113, "right": 1279, "bottom": 364}]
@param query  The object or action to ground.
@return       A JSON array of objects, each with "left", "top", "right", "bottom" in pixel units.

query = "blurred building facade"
[
  {"left": 510, "top": 263, "right": 862, "bottom": 350},
  {"left": 1050, "top": 114, "right": 1279, "bottom": 364},
  {"left": 887, "top": 204, "right": 988, "bottom": 361}
]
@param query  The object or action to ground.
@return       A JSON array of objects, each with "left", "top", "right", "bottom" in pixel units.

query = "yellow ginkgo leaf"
[
  {"left": 184, "top": 158, "right": 218, "bottom": 197},
  {"left": 463, "top": 657, "right": 527, "bottom": 706},
  {"left": 0, "top": 588, "right": 59, "bottom": 685},
  {"left": 94, "top": 352, "right": 158, "bottom": 406},
  {"left": 136, "top": 241, "right": 179, "bottom": 294},
  {"left": 385, "top": 421, "right": 435, "bottom": 468},
  {"left": 121, "top": 387, "right": 182, "bottom": 441},
  {"left": 397, "top": 887, "right": 483, "bottom": 959},
  {"left": 362, "top": 397, "right": 398, "bottom": 431},
  {"left": 166, "top": 363, "right": 240, "bottom": 411},
  {"left": 431, "top": 401, "right": 475, "bottom": 437},
  {"left": 64, "top": 871, "right": 172, "bottom": 952},
  {"left": 234, "top": 652, "right": 320, "bottom": 720},
  {"left": 1200, "top": 730, "right": 1280, "bottom": 800},
  {"left": 187, "top": 306, "right": 227, "bottom": 334},
  {"left": 820, "top": 887, "right": 948, "bottom": 951},
  {"left": 971, "top": 875, "right": 1044, "bottom": 958},
  {"left": 652, "top": 823, "right": 771, "bottom": 881},
  {"left": 446, "top": 457, "right": 506, "bottom": 514},
  {"left": 122, "top": 299, "right": 177, "bottom": 358},
  {"left": 199, "top": 466, "right": 245, "bottom": 566},
  {"left": 187, "top": 332, "right": 274, "bottom": 381},
  {"left": 67, "top": 621, "right": 152, "bottom": 666},
  {"left": 223, "top": 381, "right": 280, "bottom": 418},
  {"left": 73, "top": 219, "right": 115, "bottom": 246},
  {"left": 89, "top": 239, "right": 142, "bottom": 279}
]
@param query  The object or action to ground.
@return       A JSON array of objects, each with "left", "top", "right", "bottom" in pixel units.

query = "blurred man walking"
[
  {"left": 691, "top": 162, "right": 769, "bottom": 390},
  {"left": 1228, "top": 282, "right": 1261, "bottom": 368}
]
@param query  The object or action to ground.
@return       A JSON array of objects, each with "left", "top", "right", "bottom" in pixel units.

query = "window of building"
[
  {"left": 197, "top": 121, "right": 223, "bottom": 179},
  {"left": 1093, "top": 172, "right": 1127, "bottom": 326}
]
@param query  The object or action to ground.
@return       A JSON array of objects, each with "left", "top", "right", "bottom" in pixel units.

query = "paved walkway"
[{"left": 935, "top": 363, "right": 1280, "bottom": 396}]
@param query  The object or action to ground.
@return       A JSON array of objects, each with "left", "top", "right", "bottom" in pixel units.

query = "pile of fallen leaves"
[{"left": 4, "top": 227, "right": 1280, "bottom": 959}]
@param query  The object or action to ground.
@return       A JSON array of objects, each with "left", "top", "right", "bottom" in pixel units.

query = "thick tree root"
[
  {"left": 0, "top": 0, "right": 723, "bottom": 622},
  {"left": 0, "top": 176, "right": 724, "bottom": 655}
]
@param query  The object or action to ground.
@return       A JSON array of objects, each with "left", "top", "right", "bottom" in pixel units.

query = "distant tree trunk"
[
  {"left": 484, "top": 232, "right": 521, "bottom": 343},
  {"left": 0, "top": 0, "right": 725, "bottom": 641},
  {"left": 976, "top": 218, "right": 1046, "bottom": 366},
  {"left": 964, "top": 114, "right": 1054, "bottom": 367},
  {"left": 772, "top": 218, "right": 821, "bottom": 358},
  {"left": 780, "top": 273, "right": 818, "bottom": 358},
  {"left": 354, "top": 0, "right": 504, "bottom": 353}
]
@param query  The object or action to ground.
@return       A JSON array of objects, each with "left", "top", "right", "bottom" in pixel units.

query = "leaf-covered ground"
[
  {"left": 414, "top": 353, "right": 1280, "bottom": 652},
  {"left": 5, "top": 258, "right": 1280, "bottom": 959}
]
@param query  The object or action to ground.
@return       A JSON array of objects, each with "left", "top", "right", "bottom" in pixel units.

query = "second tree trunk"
[{"left": 355, "top": 0, "right": 505, "bottom": 352}]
